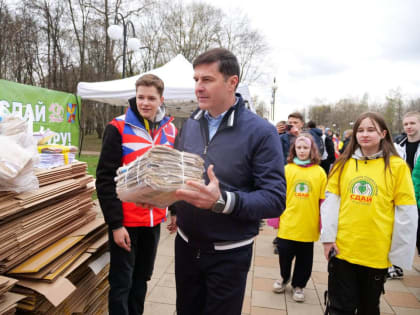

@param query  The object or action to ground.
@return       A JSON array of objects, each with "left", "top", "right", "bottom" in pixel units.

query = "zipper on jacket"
[
  {"left": 200, "top": 120, "right": 210, "bottom": 158},
  {"left": 199, "top": 115, "right": 228, "bottom": 159}
]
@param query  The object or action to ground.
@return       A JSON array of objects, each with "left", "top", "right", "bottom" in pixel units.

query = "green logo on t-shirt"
[
  {"left": 294, "top": 181, "right": 310, "bottom": 198},
  {"left": 348, "top": 176, "right": 377, "bottom": 204}
]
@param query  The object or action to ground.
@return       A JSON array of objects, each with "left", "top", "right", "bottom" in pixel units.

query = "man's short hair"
[
  {"left": 403, "top": 111, "right": 420, "bottom": 121},
  {"left": 307, "top": 121, "right": 316, "bottom": 129},
  {"left": 288, "top": 112, "right": 304, "bottom": 122},
  {"left": 135, "top": 74, "right": 164, "bottom": 97},
  {"left": 193, "top": 48, "right": 240, "bottom": 81}
]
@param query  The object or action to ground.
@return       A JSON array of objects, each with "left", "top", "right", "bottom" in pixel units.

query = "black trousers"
[
  {"left": 276, "top": 238, "right": 314, "bottom": 288},
  {"left": 175, "top": 235, "right": 252, "bottom": 315},
  {"left": 108, "top": 225, "right": 160, "bottom": 315},
  {"left": 326, "top": 257, "right": 387, "bottom": 315}
]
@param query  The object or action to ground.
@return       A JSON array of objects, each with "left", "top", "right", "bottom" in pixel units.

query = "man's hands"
[
  {"left": 175, "top": 164, "right": 220, "bottom": 209},
  {"left": 113, "top": 227, "right": 131, "bottom": 252},
  {"left": 323, "top": 242, "right": 339, "bottom": 261}
]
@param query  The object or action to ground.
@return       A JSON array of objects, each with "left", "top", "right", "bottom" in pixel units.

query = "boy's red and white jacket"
[{"left": 96, "top": 98, "right": 177, "bottom": 230}]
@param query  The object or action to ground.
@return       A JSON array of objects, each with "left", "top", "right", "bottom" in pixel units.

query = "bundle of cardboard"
[
  {"left": 0, "top": 276, "right": 25, "bottom": 314},
  {"left": 116, "top": 145, "right": 204, "bottom": 208}
]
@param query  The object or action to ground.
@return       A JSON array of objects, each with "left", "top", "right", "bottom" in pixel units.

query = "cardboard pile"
[
  {"left": 116, "top": 145, "right": 204, "bottom": 207},
  {"left": 0, "top": 276, "right": 25, "bottom": 314},
  {"left": 0, "top": 161, "right": 110, "bottom": 314},
  {"left": 11, "top": 217, "right": 109, "bottom": 313}
]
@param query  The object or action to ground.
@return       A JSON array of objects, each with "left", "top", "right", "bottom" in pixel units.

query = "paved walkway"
[{"left": 144, "top": 221, "right": 420, "bottom": 315}]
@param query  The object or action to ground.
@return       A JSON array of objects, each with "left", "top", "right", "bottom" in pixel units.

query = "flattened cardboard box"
[{"left": 11, "top": 218, "right": 105, "bottom": 307}]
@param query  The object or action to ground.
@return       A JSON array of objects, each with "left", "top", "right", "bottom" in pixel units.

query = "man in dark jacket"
[
  {"left": 307, "top": 120, "right": 324, "bottom": 158},
  {"left": 170, "top": 48, "right": 286, "bottom": 315},
  {"left": 279, "top": 112, "right": 304, "bottom": 162}
]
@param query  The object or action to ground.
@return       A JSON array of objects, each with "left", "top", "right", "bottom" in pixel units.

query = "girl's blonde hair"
[{"left": 287, "top": 133, "right": 321, "bottom": 165}]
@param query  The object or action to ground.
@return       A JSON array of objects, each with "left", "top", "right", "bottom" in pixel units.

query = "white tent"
[{"left": 77, "top": 54, "right": 253, "bottom": 117}]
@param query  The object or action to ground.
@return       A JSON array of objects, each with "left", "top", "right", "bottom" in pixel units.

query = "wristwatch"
[{"left": 211, "top": 193, "right": 226, "bottom": 213}]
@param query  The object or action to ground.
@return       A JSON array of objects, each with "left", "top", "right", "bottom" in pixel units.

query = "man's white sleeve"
[
  {"left": 389, "top": 204, "right": 418, "bottom": 270},
  {"left": 320, "top": 192, "right": 341, "bottom": 243}
]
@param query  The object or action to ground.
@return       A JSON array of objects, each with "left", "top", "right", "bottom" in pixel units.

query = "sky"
[{"left": 200, "top": 0, "right": 420, "bottom": 122}]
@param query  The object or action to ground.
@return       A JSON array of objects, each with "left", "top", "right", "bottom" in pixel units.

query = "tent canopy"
[{"left": 77, "top": 54, "right": 252, "bottom": 116}]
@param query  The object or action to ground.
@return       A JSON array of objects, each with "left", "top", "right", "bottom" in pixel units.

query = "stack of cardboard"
[
  {"left": 10, "top": 217, "right": 109, "bottom": 313},
  {"left": 0, "top": 161, "right": 110, "bottom": 314},
  {"left": 0, "top": 276, "right": 25, "bottom": 314}
]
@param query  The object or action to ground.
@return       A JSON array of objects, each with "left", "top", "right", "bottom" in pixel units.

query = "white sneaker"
[
  {"left": 292, "top": 287, "right": 305, "bottom": 302},
  {"left": 272, "top": 279, "right": 287, "bottom": 293}
]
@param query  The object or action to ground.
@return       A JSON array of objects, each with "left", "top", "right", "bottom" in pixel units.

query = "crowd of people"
[{"left": 95, "top": 47, "right": 419, "bottom": 315}]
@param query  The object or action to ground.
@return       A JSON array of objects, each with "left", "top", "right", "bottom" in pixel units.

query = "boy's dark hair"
[
  {"left": 307, "top": 121, "right": 316, "bottom": 129},
  {"left": 135, "top": 74, "right": 164, "bottom": 97},
  {"left": 288, "top": 112, "right": 304, "bottom": 122},
  {"left": 193, "top": 48, "right": 240, "bottom": 83}
]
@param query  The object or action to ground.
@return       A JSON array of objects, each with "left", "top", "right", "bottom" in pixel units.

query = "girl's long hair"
[
  {"left": 287, "top": 133, "right": 320, "bottom": 165},
  {"left": 329, "top": 112, "right": 398, "bottom": 184}
]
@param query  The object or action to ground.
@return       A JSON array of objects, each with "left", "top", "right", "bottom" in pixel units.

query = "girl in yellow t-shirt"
[
  {"left": 272, "top": 133, "right": 327, "bottom": 302},
  {"left": 321, "top": 112, "right": 418, "bottom": 315}
]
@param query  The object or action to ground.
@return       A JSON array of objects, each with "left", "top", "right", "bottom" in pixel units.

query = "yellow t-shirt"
[
  {"left": 278, "top": 163, "right": 327, "bottom": 242},
  {"left": 327, "top": 155, "right": 415, "bottom": 269}
]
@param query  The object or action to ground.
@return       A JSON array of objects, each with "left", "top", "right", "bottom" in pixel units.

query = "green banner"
[{"left": 0, "top": 79, "right": 80, "bottom": 147}]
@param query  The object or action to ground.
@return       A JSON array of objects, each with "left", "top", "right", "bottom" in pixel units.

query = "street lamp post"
[
  {"left": 107, "top": 13, "right": 143, "bottom": 78},
  {"left": 271, "top": 77, "right": 278, "bottom": 121}
]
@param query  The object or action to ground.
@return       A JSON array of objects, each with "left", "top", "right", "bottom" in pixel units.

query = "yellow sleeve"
[
  {"left": 393, "top": 160, "right": 416, "bottom": 205},
  {"left": 326, "top": 164, "right": 341, "bottom": 195},
  {"left": 319, "top": 168, "right": 327, "bottom": 199}
]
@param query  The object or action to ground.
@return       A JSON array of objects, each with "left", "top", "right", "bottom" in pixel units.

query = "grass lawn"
[
  {"left": 81, "top": 133, "right": 103, "bottom": 152},
  {"left": 77, "top": 154, "right": 99, "bottom": 178},
  {"left": 77, "top": 154, "right": 99, "bottom": 200}
]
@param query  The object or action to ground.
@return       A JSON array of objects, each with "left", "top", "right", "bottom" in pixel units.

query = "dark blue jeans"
[
  {"left": 175, "top": 235, "right": 252, "bottom": 315},
  {"left": 108, "top": 224, "right": 160, "bottom": 315}
]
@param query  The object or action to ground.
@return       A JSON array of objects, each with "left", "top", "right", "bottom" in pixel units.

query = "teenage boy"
[{"left": 96, "top": 74, "right": 177, "bottom": 314}]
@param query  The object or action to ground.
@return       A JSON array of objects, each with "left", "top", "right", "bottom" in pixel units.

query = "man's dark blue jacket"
[{"left": 171, "top": 94, "right": 286, "bottom": 248}]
